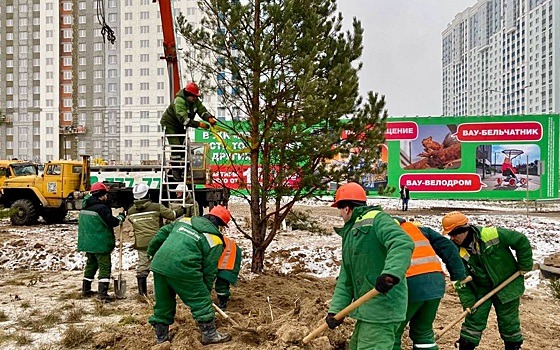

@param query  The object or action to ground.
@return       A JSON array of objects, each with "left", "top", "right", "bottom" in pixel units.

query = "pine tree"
[{"left": 179, "top": 0, "right": 388, "bottom": 272}]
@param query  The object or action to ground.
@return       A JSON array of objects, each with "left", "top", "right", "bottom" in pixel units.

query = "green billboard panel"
[{"left": 383, "top": 115, "right": 559, "bottom": 200}]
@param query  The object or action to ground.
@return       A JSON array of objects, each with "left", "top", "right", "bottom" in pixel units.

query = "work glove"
[
  {"left": 375, "top": 274, "right": 400, "bottom": 294},
  {"left": 117, "top": 212, "right": 126, "bottom": 223},
  {"left": 208, "top": 117, "right": 217, "bottom": 126},
  {"left": 198, "top": 123, "right": 210, "bottom": 130},
  {"left": 325, "top": 313, "right": 344, "bottom": 330},
  {"left": 519, "top": 270, "right": 529, "bottom": 275}
]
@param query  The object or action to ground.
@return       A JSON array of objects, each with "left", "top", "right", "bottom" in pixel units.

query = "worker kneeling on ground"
[
  {"left": 392, "top": 217, "right": 466, "bottom": 350},
  {"left": 210, "top": 205, "right": 243, "bottom": 311},
  {"left": 327, "top": 182, "right": 414, "bottom": 350},
  {"left": 127, "top": 183, "right": 183, "bottom": 296},
  {"left": 441, "top": 211, "right": 533, "bottom": 350},
  {"left": 147, "top": 205, "right": 232, "bottom": 345}
]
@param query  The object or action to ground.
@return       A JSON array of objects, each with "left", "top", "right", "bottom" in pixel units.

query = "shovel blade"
[{"left": 114, "top": 278, "right": 127, "bottom": 299}]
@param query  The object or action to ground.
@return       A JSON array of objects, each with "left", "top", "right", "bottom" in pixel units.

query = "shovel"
[
  {"left": 212, "top": 303, "right": 258, "bottom": 334},
  {"left": 303, "top": 287, "right": 380, "bottom": 344},
  {"left": 114, "top": 224, "right": 127, "bottom": 299},
  {"left": 436, "top": 271, "right": 521, "bottom": 340}
]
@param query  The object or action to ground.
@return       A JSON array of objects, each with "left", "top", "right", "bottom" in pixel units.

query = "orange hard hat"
[
  {"left": 331, "top": 182, "right": 367, "bottom": 208},
  {"left": 184, "top": 82, "right": 200, "bottom": 97},
  {"left": 209, "top": 205, "right": 231, "bottom": 226},
  {"left": 441, "top": 211, "right": 469, "bottom": 235}
]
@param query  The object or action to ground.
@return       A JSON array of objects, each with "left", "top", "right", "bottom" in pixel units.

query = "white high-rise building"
[
  {"left": 0, "top": 0, "right": 220, "bottom": 164},
  {"left": 442, "top": 0, "right": 560, "bottom": 116}
]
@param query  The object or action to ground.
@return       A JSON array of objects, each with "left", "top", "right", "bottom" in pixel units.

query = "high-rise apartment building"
[
  {"left": 442, "top": 0, "right": 560, "bottom": 116},
  {"left": 0, "top": 0, "right": 214, "bottom": 163}
]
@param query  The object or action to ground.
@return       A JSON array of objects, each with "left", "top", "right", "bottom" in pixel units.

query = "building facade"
[
  {"left": 442, "top": 0, "right": 560, "bottom": 116},
  {"left": 0, "top": 0, "right": 215, "bottom": 164}
]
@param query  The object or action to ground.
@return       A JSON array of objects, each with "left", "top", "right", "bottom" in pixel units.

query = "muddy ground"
[{"left": 1, "top": 202, "right": 559, "bottom": 349}]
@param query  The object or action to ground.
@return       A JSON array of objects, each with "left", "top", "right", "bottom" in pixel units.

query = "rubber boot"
[
  {"left": 217, "top": 295, "right": 229, "bottom": 311},
  {"left": 455, "top": 338, "right": 477, "bottom": 350},
  {"left": 153, "top": 323, "right": 169, "bottom": 344},
  {"left": 81, "top": 279, "right": 95, "bottom": 298},
  {"left": 97, "top": 282, "right": 115, "bottom": 302},
  {"left": 137, "top": 277, "right": 148, "bottom": 296},
  {"left": 504, "top": 341, "right": 523, "bottom": 350},
  {"left": 198, "top": 319, "right": 232, "bottom": 345}
]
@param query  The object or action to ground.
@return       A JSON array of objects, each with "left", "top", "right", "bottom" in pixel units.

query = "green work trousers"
[
  {"left": 162, "top": 123, "right": 186, "bottom": 161},
  {"left": 461, "top": 295, "right": 522, "bottom": 346},
  {"left": 349, "top": 320, "right": 401, "bottom": 350},
  {"left": 136, "top": 249, "right": 150, "bottom": 279},
  {"left": 214, "top": 276, "right": 231, "bottom": 298},
  {"left": 83, "top": 252, "right": 112, "bottom": 282},
  {"left": 393, "top": 298, "right": 441, "bottom": 350},
  {"left": 148, "top": 272, "right": 214, "bottom": 326}
]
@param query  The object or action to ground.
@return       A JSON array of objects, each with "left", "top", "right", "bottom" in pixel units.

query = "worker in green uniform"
[
  {"left": 159, "top": 82, "right": 216, "bottom": 180},
  {"left": 326, "top": 182, "right": 414, "bottom": 350},
  {"left": 127, "top": 183, "right": 183, "bottom": 296},
  {"left": 202, "top": 206, "right": 243, "bottom": 311},
  {"left": 147, "top": 205, "right": 232, "bottom": 345},
  {"left": 77, "top": 182, "right": 126, "bottom": 302},
  {"left": 441, "top": 211, "right": 533, "bottom": 350},
  {"left": 392, "top": 217, "right": 467, "bottom": 350}
]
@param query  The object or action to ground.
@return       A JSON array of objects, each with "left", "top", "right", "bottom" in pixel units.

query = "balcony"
[{"left": 59, "top": 125, "right": 87, "bottom": 135}]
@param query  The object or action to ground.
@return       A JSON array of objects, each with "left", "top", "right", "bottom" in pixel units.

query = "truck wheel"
[
  {"left": 43, "top": 205, "right": 68, "bottom": 224},
  {"left": 10, "top": 199, "right": 38, "bottom": 226}
]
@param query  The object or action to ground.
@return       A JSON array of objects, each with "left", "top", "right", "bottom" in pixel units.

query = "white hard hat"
[
  {"left": 176, "top": 184, "right": 185, "bottom": 192},
  {"left": 132, "top": 183, "right": 150, "bottom": 199}
]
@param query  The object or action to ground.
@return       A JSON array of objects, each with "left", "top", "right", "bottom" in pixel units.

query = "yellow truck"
[{"left": 1, "top": 143, "right": 229, "bottom": 226}]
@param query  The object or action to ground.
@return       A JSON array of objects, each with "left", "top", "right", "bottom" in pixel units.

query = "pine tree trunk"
[{"left": 250, "top": 245, "right": 265, "bottom": 273}]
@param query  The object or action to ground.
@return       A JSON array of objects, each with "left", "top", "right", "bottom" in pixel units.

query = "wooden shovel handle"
[
  {"left": 213, "top": 303, "right": 239, "bottom": 327},
  {"left": 302, "top": 288, "right": 380, "bottom": 344},
  {"left": 436, "top": 271, "right": 521, "bottom": 340}
]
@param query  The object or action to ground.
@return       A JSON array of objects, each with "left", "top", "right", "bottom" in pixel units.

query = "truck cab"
[
  {"left": 1, "top": 156, "right": 90, "bottom": 225},
  {"left": 0, "top": 160, "right": 38, "bottom": 188}
]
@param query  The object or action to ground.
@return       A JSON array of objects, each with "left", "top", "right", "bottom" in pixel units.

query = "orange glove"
[
  {"left": 198, "top": 123, "right": 209, "bottom": 130},
  {"left": 208, "top": 117, "right": 217, "bottom": 126}
]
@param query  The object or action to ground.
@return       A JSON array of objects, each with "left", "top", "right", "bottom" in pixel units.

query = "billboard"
[
  {"left": 195, "top": 115, "right": 560, "bottom": 200},
  {"left": 383, "top": 115, "right": 559, "bottom": 200}
]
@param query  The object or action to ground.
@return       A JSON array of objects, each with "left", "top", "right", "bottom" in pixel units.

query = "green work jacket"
[
  {"left": 147, "top": 216, "right": 224, "bottom": 292},
  {"left": 455, "top": 225, "right": 533, "bottom": 306},
  {"left": 127, "top": 199, "right": 181, "bottom": 250},
  {"left": 329, "top": 206, "right": 414, "bottom": 323},
  {"left": 77, "top": 195, "right": 120, "bottom": 254},
  {"left": 160, "top": 89, "right": 211, "bottom": 128}
]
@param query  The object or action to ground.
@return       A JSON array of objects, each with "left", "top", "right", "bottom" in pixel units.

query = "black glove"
[
  {"left": 375, "top": 274, "right": 400, "bottom": 294},
  {"left": 325, "top": 313, "right": 344, "bottom": 330}
]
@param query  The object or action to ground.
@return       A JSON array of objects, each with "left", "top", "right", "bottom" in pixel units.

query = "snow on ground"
[{"left": 1, "top": 199, "right": 559, "bottom": 292}]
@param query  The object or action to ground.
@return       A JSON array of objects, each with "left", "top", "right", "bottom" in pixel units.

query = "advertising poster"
[
  {"left": 195, "top": 115, "right": 559, "bottom": 200},
  {"left": 383, "top": 115, "right": 559, "bottom": 200}
]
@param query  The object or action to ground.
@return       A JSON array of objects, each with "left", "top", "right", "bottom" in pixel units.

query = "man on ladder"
[{"left": 159, "top": 82, "right": 216, "bottom": 181}]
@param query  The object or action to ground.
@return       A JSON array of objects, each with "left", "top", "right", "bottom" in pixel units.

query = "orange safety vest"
[
  {"left": 218, "top": 236, "right": 237, "bottom": 271},
  {"left": 400, "top": 222, "right": 443, "bottom": 278}
]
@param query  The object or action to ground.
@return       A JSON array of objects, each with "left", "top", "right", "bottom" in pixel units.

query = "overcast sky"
[{"left": 337, "top": 0, "right": 476, "bottom": 117}]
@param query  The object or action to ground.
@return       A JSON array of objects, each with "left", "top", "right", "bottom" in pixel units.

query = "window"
[
  {"left": 125, "top": 69, "right": 133, "bottom": 77},
  {"left": 94, "top": 56, "right": 103, "bottom": 65},
  {"left": 125, "top": 140, "right": 132, "bottom": 147},
  {"left": 125, "top": 55, "right": 133, "bottom": 63},
  {"left": 140, "top": 40, "right": 149, "bottom": 48},
  {"left": 125, "top": 125, "right": 133, "bottom": 133},
  {"left": 63, "top": 57, "right": 72, "bottom": 66},
  {"left": 79, "top": 57, "right": 86, "bottom": 65},
  {"left": 141, "top": 26, "right": 150, "bottom": 34},
  {"left": 140, "top": 140, "right": 150, "bottom": 147},
  {"left": 125, "top": 83, "right": 133, "bottom": 90},
  {"left": 125, "top": 12, "right": 133, "bottom": 20},
  {"left": 64, "top": 113, "right": 72, "bottom": 121},
  {"left": 140, "top": 97, "right": 150, "bottom": 104},
  {"left": 140, "top": 125, "right": 150, "bottom": 132},
  {"left": 140, "top": 11, "right": 149, "bottom": 20},
  {"left": 63, "top": 2, "right": 72, "bottom": 11},
  {"left": 140, "top": 54, "right": 149, "bottom": 62},
  {"left": 140, "top": 68, "right": 150, "bottom": 76},
  {"left": 140, "top": 83, "right": 150, "bottom": 90},
  {"left": 63, "top": 16, "right": 72, "bottom": 24},
  {"left": 157, "top": 82, "right": 165, "bottom": 90},
  {"left": 108, "top": 83, "right": 117, "bottom": 92},
  {"left": 125, "top": 41, "right": 133, "bottom": 49},
  {"left": 125, "top": 97, "right": 133, "bottom": 105}
]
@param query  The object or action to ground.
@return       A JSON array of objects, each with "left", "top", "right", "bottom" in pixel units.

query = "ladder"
[{"left": 159, "top": 129, "right": 197, "bottom": 215}]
